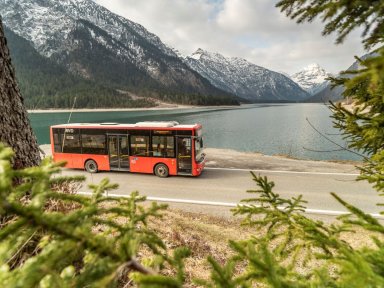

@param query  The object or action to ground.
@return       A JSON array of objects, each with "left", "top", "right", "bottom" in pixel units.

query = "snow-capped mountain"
[
  {"left": 306, "top": 54, "right": 376, "bottom": 103},
  {"left": 185, "top": 49, "right": 309, "bottom": 102},
  {"left": 1, "top": 0, "right": 173, "bottom": 67},
  {"left": 290, "top": 63, "right": 332, "bottom": 95},
  {"left": 0, "top": 0, "right": 237, "bottom": 106}
]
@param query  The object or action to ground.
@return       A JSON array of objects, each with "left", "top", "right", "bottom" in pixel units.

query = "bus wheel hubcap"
[
  {"left": 86, "top": 161, "right": 97, "bottom": 173},
  {"left": 156, "top": 165, "right": 168, "bottom": 177}
]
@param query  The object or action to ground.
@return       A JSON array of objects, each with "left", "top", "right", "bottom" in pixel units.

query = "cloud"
[
  {"left": 93, "top": 0, "right": 366, "bottom": 74},
  {"left": 248, "top": 32, "right": 363, "bottom": 74},
  {"left": 94, "top": 0, "right": 228, "bottom": 52}
]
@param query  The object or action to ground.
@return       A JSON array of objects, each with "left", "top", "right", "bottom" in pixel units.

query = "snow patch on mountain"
[
  {"left": 1, "top": 0, "right": 238, "bottom": 101},
  {"left": 290, "top": 63, "right": 332, "bottom": 95},
  {"left": 0, "top": 0, "right": 177, "bottom": 60},
  {"left": 185, "top": 49, "right": 309, "bottom": 102}
]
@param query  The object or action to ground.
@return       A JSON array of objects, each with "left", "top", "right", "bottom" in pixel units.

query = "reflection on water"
[{"left": 28, "top": 104, "right": 362, "bottom": 161}]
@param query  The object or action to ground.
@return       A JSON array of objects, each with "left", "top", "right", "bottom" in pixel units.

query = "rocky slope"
[
  {"left": 290, "top": 63, "right": 332, "bottom": 95},
  {"left": 4, "top": 26, "right": 155, "bottom": 109},
  {"left": 185, "top": 49, "right": 309, "bottom": 102},
  {"left": 0, "top": 0, "right": 237, "bottom": 107}
]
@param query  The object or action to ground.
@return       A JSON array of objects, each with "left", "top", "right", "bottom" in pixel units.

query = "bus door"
[
  {"left": 108, "top": 134, "right": 129, "bottom": 171},
  {"left": 177, "top": 137, "right": 192, "bottom": 174}
]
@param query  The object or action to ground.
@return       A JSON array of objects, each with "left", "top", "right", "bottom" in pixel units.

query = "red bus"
[{"left": 50, "top": 121, "right": 205, "bottom": 177}]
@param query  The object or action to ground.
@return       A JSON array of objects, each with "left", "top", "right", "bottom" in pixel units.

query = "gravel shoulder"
[{"left": 203, "top": 148, "right": 360, "bottom": 174}]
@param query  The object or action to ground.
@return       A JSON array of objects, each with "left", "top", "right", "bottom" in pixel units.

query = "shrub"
[
  {"left": 198, "top": 173, "right": 384, "bottom": 287},
  {"left": 0, "top": 144, "right": 189, "bottom": 287}
]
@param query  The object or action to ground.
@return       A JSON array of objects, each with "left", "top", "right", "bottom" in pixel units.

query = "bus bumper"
[{"left": 193, "top": 159, "right": 206, "bottom": 176}]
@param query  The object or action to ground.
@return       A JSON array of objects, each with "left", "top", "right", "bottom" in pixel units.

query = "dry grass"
[
  {"left": 48, "top": 179, "right": 82, "bottom": 212},
  {"left": 137, "top": 207, "right": 383, "bottom": 286},
  {"left": 94, "top": 204, "right": 254, "bottom": 286},
  {"left": 142, "top": 208, "right": 253, "bottom": 285},
  {"left": 0, "top": 179, "right": 83, "bottom": 270}
]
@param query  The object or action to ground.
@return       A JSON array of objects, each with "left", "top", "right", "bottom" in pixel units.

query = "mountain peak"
[
  {"left": 290, "top": 63, "right": 331, "bottom": 95},
  {"left": 194, "top": 48, "right": 206, "bottom": 54},
  {"left": 189, "top": 49, "right": 227, "bottom": 62},
  {"left": 190, "top": 48, "right": 206, "bottom": 60},
  {"left": 1, "top": 0, "right": 238, "bottom": 106},
  {"left": 0, "top": 0, "right": 177, "bottom": 58},
  {"left": 185, "top": 49, "right": 309, "bottom": 102}
]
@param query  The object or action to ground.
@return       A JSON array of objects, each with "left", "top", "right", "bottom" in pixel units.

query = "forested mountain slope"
[
  {"left": 1, "top": 0, "right": 238, "bottom": 107},
  {"left": 5, "top": 26, "right": 155, "bottom": 108}
]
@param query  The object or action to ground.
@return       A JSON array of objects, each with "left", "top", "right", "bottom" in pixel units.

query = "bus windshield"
[{"left": 195, "top": 137, "right": 204, "bottom": 163}]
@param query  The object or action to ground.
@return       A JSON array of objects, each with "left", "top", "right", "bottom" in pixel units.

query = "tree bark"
[{"left": 0, "top": 17, "right": 40, "bottom": 168}]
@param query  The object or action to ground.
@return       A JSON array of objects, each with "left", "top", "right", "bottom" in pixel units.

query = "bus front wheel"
[
  {"left": 85, "top": 160, "right": 98, "bottom": 173},
  {"left": 154, "top": 163, "right": 169, "bottom": 178}
]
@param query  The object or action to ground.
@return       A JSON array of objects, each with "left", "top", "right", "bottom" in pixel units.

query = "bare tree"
[{"left": 0, "top": 17, "right": 40, "bottom": 168}]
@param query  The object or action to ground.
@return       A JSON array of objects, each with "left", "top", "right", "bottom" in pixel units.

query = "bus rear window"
[
  {"left": 53, "top": 128, "right": 63, "bottom": 152},
  {"left": 52, "top": 128, "right": 81, "bottom": 153}
]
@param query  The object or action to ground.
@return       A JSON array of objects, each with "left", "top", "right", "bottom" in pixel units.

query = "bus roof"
[{"left": 51, "top": 121, "right": 202, "bottom": 130}]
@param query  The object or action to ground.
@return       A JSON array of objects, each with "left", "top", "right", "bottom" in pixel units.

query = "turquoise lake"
[{"left": 28, "top": 103, "right": 362, "bottom": 161}]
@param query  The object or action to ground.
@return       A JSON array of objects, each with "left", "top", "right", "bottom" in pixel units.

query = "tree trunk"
[{"left": 0, "top": 17, "right": 40, "bottom": 168}]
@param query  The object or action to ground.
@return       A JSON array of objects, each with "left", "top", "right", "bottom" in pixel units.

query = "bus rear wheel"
[
  {"left": 154, "top": 163, "right": 169, "bottom": 178},
  {"left": 85, "top": 160, "right": 98, "bottom": 173}
]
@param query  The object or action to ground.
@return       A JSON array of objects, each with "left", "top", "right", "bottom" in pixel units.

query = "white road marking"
[
  {"left": 205, "top": 167, "right": 360, "bottom": 176},
  {"left": 77, "top": 192, "right": 383, "bottom": 219}
]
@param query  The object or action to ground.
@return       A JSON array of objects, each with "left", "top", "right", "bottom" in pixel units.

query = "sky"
[{"left": 93, "top": 0, "right": 366, "bottom": 75}]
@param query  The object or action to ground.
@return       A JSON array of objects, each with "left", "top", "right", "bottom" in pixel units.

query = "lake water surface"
[{"left": 29, "top": 104, "right": 362, "bottom": 161}]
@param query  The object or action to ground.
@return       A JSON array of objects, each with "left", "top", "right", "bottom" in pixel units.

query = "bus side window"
[
  {"left": 151, "top": 136, "right": 175, "bottom": 157},
  {"left": 81, "top": 134, "right": 106, "bottom": 155},
  {"left": 166, "top": 136, "right": 175, "bottom": 157},
  {"left": 152, "top": 136, "right": 160, "bottom": 156},
  {"left": 62, "top": 130, "right": 81, "bottom": 154},
  {"left": 130, "top": 135, "right": 149, "bottom": 156}
]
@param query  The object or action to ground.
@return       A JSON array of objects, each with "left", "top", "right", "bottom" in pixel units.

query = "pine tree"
[
  {"left": 0, "top": 17, "right": 40, "bottom": 169},
  {"left": 275, "top": 0, "right": 384, "bottom": 192},
  {"left": 198, "top": 1, "right": 384, "bottom": 286},
  {"left": 0, "top": 144, "right": 189, "bottom": 287}
]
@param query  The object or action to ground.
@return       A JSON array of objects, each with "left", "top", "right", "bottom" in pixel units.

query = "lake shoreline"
[
  {"left": 28, "top": 106, "right": 193, "bottom": 113},
  {"left": 27, "top": 104, "right": 244, "bottom": 113},
  {"left": 27, "top": 103, "right": 323, "bottom": 113}
]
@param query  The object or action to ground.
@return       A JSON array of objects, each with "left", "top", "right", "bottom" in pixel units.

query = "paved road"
[{"left": 61, "top": 167, "right": 382, "bottom": 217}]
